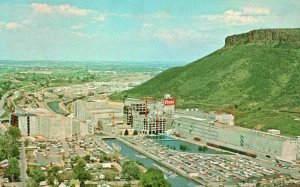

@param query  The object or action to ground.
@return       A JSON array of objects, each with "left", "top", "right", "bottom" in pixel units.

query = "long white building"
[
  {"left": 173, "top": 112, "right": 299, "bottom": 162},
  {"left": 10, "top": 108, "right": 73, "bottom": 139}
]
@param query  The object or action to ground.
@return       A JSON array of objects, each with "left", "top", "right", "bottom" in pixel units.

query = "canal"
[
  {"left": 104, "top": 139, "right": 199, "bottom": 187},
  {"left": 148, "top": 135, "right": 227, "bottom": 154}
]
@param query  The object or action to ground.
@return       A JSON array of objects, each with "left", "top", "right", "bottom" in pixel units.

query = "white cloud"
[
  {"left": 70, "top": 24, "right": 84, "bottom": 30},
  {"left": 6, "top": 22, "right": 22, "bottom": 30},
  {"left": 31, "top": 3, "right": 89, "bottom": 16},
  {"left": 31, "top": 3, "right": 53, "bottom": 14},
  {"left": 95, "top": 15, "right": 106, "bottom": 22},
  {"left": 0, "top": 21, "right": 22, "bottom": 30},
  {"left": 223, "top": 9, "right": 258, "bottom": 25},
  {"left": 242, "top": 6, "right": 271, "bottom": 16},
  {"left": 193, "top": 7, "right": 271, "bottom": 26},
  {"left": 58, "top": 4, "right": 88, "bottom": 16}
]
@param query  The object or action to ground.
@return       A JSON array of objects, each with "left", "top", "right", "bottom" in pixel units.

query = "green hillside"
[{"left": 111, "top": 28, "right": 300, "bottom": 136}]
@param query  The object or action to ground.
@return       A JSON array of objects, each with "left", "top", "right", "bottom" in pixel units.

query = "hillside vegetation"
[{"left": 111, "top": 29, "right": 300, "bottom": 136}]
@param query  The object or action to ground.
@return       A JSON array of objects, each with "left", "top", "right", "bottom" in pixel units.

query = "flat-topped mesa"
[{"left": 225, "top": 28, "right": 300, "bottom": 47}]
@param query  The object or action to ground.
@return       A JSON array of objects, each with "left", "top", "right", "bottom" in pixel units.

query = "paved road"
[{"left": 20, "top": 141, "right": 27, "bottom": 187}]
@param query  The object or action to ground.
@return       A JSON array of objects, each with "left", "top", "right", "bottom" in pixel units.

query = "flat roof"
[
  {"left": 17, "top": 108, "right": 56, "bottom": 117},
  {"left": 89, "top": 109, "right": 122, "bottom": 114},
  {"left": 175, "top": 114, "right": 208, "bottom": 122},
  {"left": 14, "top": 109, "right": 36, "bottom": 117},
  {"left": 177, "top": 114, "right": 295, "bottom": 141}
]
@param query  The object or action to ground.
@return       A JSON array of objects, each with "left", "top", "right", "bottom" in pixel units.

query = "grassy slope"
[{"left": 111, "top": 31, "right": 300, "bottom": 136}]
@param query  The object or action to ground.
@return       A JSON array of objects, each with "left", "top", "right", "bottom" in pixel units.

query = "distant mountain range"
[{"left": 111, "top": 28, "right": 300, "bottom": 136}]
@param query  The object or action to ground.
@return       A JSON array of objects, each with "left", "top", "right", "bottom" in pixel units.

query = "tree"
[
  {"left": 24, "top": 139, "right": 29, "bottom": 147},
  {"left": 84, "top": 155, "right": 90, "bottom": 162},
  {"left": 29, "top": 167, "right": 46, "bottom": 183},
  {"left": 140, "top": 168, "right": 171, "bottom": 187},
  {"left": 71, "top": 156, "right": 81, "bottom": 167},
  {"left": 7, "top": 126, "right": 21, "bottom": 140},
  {"left": 56, "top": 173, "right": 65, "bottom": 183},
  {"left": 133, "top": 130, "right": 138, "bottom": 135},
  {"left": 112, "top": 152, "right": 120, "bottom": 162},
  {"left": 124, "top": 129, "right": 129, "bottom": 136},
  {"left": 27, "top": 178, "right": 39, "bottom": 187},
  {"left": 122, "top": 161, "right": 141, "bottom": 181},
  {"left": 103, "top": 170, "right": 116, "bottom": 181},
  {"left": 123, "top": 182, "right": 131, "bottom": 187},
  {"left": 99, "top": 153, "right": 111, "bottom": 162},
  {"left": 7, "top": 144, "right": 20, "bottom": 158},
  {"left": 4, "top": 157, "right": 21, "bottom": 182},
  {"left": 179, "top": 144, "right": 189, "bottom": 151},
  {"left": 0, "top": 150, "right": 6, "bottom": 161},
  {"left": 72, "top": 158, "right": 92, "bottom": 182},
  {"left": 47, "top": 173, "right": 56, "bottom": 185},
  {"left": 48, "top": 166, "right": 61, "bottom": 175}
]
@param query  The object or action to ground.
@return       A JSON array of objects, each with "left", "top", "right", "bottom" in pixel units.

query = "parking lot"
[{"left": 124, "top": 136, "right": 294, "bottom": 185}]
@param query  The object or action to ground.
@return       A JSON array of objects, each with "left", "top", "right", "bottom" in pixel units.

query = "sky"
[{"left": 0, "top": 0, "right": 299, "bottom": 62}]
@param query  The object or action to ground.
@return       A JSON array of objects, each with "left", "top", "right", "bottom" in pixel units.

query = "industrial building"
[
  {"left": 73, "top": 100, "right": 123, "bottom": 132},
  {"left": 71, "top": 119, "right": 94, "bottom": 136},
  {"left": 123, "top": 94, "right": 175, "bottom": 135},
  {"left": 172, "top": 112, "right": 299, "bottom": 162},
  {"left": 10, "top": 108, "right": 73, "bottom": 138}
]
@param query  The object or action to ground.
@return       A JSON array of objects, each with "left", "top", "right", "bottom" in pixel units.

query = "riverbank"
[{"left": 116, "top": 137, "right": 208, "bottom": 186}]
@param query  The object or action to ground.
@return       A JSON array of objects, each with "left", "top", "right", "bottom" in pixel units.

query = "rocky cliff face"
[{"left": 225, "top": 29, "right": 300, "bottom": 47}]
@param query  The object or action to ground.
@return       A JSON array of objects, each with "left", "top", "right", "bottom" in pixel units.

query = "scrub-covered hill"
[{"left": 111, "top": 29, "right": 300, "bottom": 136}]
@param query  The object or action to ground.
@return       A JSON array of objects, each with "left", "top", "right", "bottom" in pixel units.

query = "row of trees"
[
  {"left": 27, "top": 166, "right": 66, "bottom": 186},
  {"left": 27, "top": 157, "right": 92, "bottom": 186},
  {"left": 0, "top": 126, "right": 21, "bottom": 182},
  {"left": 66, "top": 159, "right": 170, "bottom": 186}
]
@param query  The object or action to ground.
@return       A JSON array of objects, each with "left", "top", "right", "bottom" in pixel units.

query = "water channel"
[
  {"left": 148, "top": 135, "right": 227, "bottom": 154},
  {"left": 104, "top": 139, "right": 199, "bottom": 187}
]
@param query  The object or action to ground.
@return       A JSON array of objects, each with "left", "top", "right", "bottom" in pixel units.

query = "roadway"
[{"left": 20, "top": 141, "right": 27, "bottom": 187}]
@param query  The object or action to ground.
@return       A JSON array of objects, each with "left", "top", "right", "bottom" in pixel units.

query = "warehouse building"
[
  {"left": 173, "top": 112, "right": 298, "bottom": 162},
  {"left": 73, "top": 100, "right": 123, "bottom": 132},
  {"left": 10, "top": 108, "right": 72, "bottom": 139},
  {"left": 71, "top": 119, "right": 94, "bottom": 136}
]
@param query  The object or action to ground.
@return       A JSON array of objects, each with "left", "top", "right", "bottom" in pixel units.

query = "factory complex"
[
  {"left": 9, "top": 93, "right": 300, "bottom": 163},
  {"left": 10, "top": 99, "right": 124, "bottom": 138},
  {"left": 123, "top": 94, "right": 300, "bottom": 163}
]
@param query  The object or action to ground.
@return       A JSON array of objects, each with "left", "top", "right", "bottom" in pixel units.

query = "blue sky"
[{"left": 0, "top": 0, "right": 299, "bottom": 62}]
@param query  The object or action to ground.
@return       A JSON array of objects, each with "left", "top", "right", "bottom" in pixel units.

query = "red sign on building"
[{"left": 164, "top": 98, "right": 175, "bottom": 106}]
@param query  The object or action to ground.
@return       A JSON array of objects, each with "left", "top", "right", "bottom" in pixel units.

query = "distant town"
[{"left": 0, "top": 61, "right": 300, "bottom": 187}]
